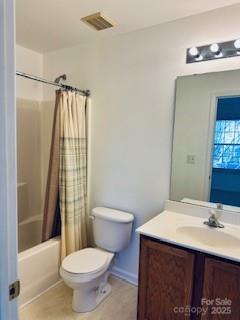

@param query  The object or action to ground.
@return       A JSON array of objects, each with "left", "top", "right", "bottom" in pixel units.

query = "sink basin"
[{"left": 176, "top": 226, "right": 240, "bottom": 248}]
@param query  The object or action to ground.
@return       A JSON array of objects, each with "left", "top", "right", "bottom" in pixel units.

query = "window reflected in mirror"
[{"left": 210, "top": 97, "right": 240, "bottom": 207}]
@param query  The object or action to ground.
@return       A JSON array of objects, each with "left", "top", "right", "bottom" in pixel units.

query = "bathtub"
[{"left": 18, "top": 237, "right": 61, "bottom": 307}]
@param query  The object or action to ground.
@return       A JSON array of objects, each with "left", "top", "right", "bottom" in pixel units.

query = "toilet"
[{"left": 60, "top": 207, "right": 134, "bottom": 313}]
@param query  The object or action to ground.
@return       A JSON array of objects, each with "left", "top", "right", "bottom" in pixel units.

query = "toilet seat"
[{"left": 62, "top": 248, "right": 112, "bottom": 275}]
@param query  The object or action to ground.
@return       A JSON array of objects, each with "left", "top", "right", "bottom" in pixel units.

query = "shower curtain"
[{"left": 42, "top": 90, "right": 88, "bottom": 260}]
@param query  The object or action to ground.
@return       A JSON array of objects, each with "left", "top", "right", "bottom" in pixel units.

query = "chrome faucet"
[{"left": 203, "top": 203, "right": 224, "bottom": 228}]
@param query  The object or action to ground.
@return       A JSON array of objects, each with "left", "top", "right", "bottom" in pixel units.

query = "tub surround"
[
  {"left": 137, "top": 200, "right": 240, "bottom": 263},
  {"left": 18, "top": 215, "right": 42, "bottom": 252}
]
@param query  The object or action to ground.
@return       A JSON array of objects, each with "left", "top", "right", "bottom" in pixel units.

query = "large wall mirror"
[{"left": 171, "top": 69, "right": 240, "bottom": 211}]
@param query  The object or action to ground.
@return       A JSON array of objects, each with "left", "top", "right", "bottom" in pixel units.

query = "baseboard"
[{"left": 111, "top": 266, "right": 138, "bottom": 286}]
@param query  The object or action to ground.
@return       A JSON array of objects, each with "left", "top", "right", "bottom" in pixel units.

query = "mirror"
[{"left": 171, "top": 69, "right": 240, "bottom": 212}]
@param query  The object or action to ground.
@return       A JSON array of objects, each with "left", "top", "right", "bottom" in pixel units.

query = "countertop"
[{"left": 136, "top": 207, "right": 240, "bottom": 263}]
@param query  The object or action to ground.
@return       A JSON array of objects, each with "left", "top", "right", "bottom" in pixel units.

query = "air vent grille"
[{"left": 81, "top": 12, "right": 115, "bottom": 31}]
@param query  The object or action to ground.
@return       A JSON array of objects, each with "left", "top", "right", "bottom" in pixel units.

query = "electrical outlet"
[{"left": 186, "top": 154, "right": 196, "bottom": 164}]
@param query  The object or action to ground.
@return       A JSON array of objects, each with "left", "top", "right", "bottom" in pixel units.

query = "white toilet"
[{"left": 60, "top": 207, "right": 134, "bottom": 313}]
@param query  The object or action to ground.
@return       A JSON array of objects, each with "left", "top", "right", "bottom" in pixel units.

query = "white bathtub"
[{"left": 18, "top": 237, "right": 61, "bottom": 307}]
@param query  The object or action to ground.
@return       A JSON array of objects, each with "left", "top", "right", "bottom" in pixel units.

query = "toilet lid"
[{"left": 62, "top": 248, "right": 109, "bottom": 274}]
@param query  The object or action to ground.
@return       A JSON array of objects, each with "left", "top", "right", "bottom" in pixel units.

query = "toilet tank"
[{"left": 92, "top": 207, "right": 134, "bottom": 253}]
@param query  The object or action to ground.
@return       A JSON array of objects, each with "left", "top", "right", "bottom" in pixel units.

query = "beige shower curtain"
[
  {"left": 42, "top": 93, "right": 61, "bottom": 242},
  {"left": 59, "top": 91, "right": 88, "bottom": 260},
  {"left": 42, "top": 90, "right": 88, "bottom": 260}
]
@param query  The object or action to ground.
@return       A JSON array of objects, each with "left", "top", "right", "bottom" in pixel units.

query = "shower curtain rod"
[{"left": 16, "top": 71, "right": 90, "bottom": 96}]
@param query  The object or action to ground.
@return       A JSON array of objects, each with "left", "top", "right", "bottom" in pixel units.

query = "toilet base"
[
  {"left": 71, "top": 269, "right": 112, "bottom": 313},
  {"left": 96, "top": 283, "right": 111, "bottom": 306},
  {"left": 72, "top": 282, "right": 112, "bottom": 313}
]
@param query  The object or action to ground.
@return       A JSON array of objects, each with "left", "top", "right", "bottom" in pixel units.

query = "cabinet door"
[
  {"left": 201, "top": 258, "right": 240, "bottom": 320},
  {"left": 138, "top": 237, "right": 195, "bottom": 320}
]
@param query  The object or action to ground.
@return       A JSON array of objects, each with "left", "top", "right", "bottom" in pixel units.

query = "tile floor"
[{"left": 20, "top": 277, "right": 138, "bottom": 320}]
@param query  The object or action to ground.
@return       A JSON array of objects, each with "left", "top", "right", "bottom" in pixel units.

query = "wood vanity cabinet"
[
  {"left": 137, "top": 236, "right": 195, "bottom": 320},
  {"left": 202, "top": 258, "right": 240, "bottom": 319},
  {"left": 137, "top": 235, "right": 240, "bottom": 320}
]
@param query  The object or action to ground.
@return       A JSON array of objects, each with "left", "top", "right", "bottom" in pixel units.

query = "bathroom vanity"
[
  {"left": 136, "top": 201, "right": 240, "bottom": 320},
  {"left": 141, "top": 66, "right": 240, "bottom": 320}
]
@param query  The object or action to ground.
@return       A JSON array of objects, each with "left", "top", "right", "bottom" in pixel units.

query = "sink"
[{"left": 176, "top": 226, "right": 240, "bottom": 248}]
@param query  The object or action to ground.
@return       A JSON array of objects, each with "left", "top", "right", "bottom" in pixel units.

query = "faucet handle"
[
  {"left": 204, "top": 204, "right": 224, "bottom": 228},
  {"left": 209, "top": 208, "right": 216, "bottom": 216},
  {"left": 209, "top": 209, "right": 219, "bottom": 220}
]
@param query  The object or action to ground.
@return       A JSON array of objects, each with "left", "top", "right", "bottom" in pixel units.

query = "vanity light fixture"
[
  {"left": 234, "top": 39, "right": 240, "bottom": 54},
  {"left": 188, "top": 47, "right": 203, "bottom": 61},
  {"left": 189, "top": 47, "right": 199, "bottom": 57},
  {"left": 186, "top": 38, "right": 240, "bottom": 63},
  {"left": 210, "top": 43, "right": 222, "bottom": 57}
]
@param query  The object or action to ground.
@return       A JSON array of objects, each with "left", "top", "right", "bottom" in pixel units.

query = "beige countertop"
[{"left": 136, "top": 201, "right": 240, "bottom": 263}]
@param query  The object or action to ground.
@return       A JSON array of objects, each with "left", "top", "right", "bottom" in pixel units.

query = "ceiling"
[{"left": 16, "top": 0, "right": 240, "bottom": 53}]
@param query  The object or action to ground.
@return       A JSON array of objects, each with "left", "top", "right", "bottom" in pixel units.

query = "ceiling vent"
[{"left": 81, "top": 12, "right": 115, "bottom": 31}]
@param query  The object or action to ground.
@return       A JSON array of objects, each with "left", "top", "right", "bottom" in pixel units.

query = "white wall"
[
  {"left": 43, "top": 4, "right": 240, "bottom": 282},
  {"left": 16, "top": 45, "right": 43, "bottom": 100}
]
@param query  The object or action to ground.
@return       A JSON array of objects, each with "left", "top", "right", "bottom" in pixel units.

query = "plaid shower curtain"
[{"left": 59, "top": 91, "right": 88, "bottom": 260}]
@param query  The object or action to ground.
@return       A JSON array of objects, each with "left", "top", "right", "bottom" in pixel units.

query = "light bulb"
[
  {"left": 210, "top": 43, "right": 220, "bottom": 54},
  {"left": 189, "top": 47, "right": 199, "bottom": 57},
  {"left": 234, "top": 39, "right": 240, "bottom": 50},
  {"left": 195, "top": 54, "right": 203, "bottom": 61}
]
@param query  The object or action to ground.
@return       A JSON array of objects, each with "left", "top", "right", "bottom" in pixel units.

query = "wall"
[
  {"left": 43, "top": 4, "right": 240, "bottom": 283},
  {"left": 16, "top": 45, "right": 43, "bottom": 100}
]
